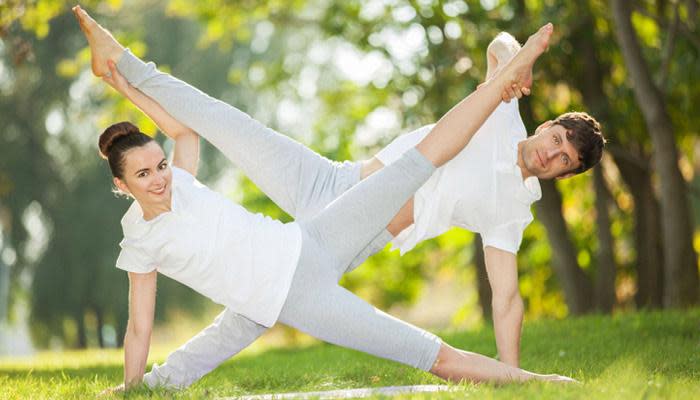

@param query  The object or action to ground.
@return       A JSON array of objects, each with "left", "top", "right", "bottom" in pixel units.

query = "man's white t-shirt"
[
  {"left": 115, "top": 166, "right": 302, "bottom": 327},
  {"left": 376, "top": 100, "right": 541, "bottom": 255}
]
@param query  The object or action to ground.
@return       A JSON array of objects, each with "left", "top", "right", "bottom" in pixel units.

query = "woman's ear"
[{"left": 113, "top": 176, "right": 131, "bottom": 196}]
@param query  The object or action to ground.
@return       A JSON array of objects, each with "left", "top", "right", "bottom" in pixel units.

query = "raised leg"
[{"left": 74, "top": 5, "right": 360, "bottom": 220}]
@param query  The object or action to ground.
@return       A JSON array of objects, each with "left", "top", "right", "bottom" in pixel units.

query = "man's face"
[{"left": 519, "top": 121, "right": 582, "bottom": 180}]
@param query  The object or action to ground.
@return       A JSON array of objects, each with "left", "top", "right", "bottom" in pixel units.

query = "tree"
[{"left": 610, "top": 0, "right": 698, "bottom": 307}]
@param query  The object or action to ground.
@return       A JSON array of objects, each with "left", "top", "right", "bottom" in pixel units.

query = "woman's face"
[{"left": 113, "top": 141, "right": 172, "bottom": 204}]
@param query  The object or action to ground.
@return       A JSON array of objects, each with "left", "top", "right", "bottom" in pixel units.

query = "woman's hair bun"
[{"left": 98, "top": 121, "right": 141, "bottom": 160}]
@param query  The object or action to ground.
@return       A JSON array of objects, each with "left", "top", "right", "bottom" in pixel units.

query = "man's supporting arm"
[{"left": 483, "top": 246, "right": 523, "bottom": 367}]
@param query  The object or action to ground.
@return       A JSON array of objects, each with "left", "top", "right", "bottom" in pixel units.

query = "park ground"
[{"left": 0, "top": 309, "right": 698, "bottom": 399}]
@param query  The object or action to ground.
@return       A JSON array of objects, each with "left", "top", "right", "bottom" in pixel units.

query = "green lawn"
[{"left": 1, "top": 309, "right": 698, "bottom": 399}]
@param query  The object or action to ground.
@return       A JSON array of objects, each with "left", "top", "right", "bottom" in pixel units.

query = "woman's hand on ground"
[{"left": 98, "top": 383, "right": 125, "bottom": 397}]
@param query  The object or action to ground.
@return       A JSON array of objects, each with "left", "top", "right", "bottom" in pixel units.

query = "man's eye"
[{"left": 159, "top": 163, "right": 168, "bottom": 169}]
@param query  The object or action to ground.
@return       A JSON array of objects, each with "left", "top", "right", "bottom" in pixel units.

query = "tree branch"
[
  {"left": 657, "top": 2, "right": 680, "bottom": 91},
  {"left": 633, "top": 3, "right": 700, "bottom": 51},
  {"left": 687, "top": 0, "right": 698, "bottom": 29}
]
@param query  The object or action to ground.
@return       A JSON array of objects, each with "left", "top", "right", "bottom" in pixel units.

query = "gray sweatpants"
[
  {"left": 281, "top": 148, "right": 439, "bottom": 373},
  {"left": 117, "top": 50, "right": 441, "bottom": 389}
]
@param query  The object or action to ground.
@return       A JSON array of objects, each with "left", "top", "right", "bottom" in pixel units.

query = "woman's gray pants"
[{"left": 117, "top": 50, "right": 441, "bottom": 389}]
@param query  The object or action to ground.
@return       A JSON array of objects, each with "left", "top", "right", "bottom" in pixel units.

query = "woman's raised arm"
[{"left": 103, "top": 60, "right": 200, "bottom": 176}]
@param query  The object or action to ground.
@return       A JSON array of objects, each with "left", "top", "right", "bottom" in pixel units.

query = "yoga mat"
[{"left": 222, "top": 385, "right": 458, "bottom": 399}]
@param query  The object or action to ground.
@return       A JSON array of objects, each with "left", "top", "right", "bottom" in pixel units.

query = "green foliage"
[
  {"left": 1, "top": 0, "right": 698, "bottom": 349},
  {"left": 1, "top": 1, "right": 222, "bottom": 347}
]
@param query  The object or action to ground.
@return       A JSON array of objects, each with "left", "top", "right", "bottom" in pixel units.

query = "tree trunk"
[
  {"left": 571, "top": 12, "right": 617, "bottom": 313},
  {"left": 536, "top": 180, "right": 595, "bottom": 314},
  {"left": 573, "top": 5, "right": 663, "bottom": 308},
  {"left": 95, "top": 307, "right": 105, "bottom": 349},
  {"left": 593, "top": 166, "right": 617, "bottom": 312},
  {"left": 0, "top": 254, "right": 7, "bottom": 323},
  {"left": 116, "top": 308, "right": 128, "bottom": 348},
  {"left": 76, "top": 312, "right": 87, "bottom": 349},
  {"left": 613, "top": 154, "right": 664, "bottom": 308},
  {"left": 474, "top": 234, "right": 492, "bottom": 321},
  {"left": 0, "top": 208, "right": 11, "bottom": 324},
  {"left": 610, "top": 0, "right": 699, "bottom": 306}
]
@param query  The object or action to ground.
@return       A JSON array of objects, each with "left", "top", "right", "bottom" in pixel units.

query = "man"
[
  {"left": 128, "top": 31, "right": 603, "bottom": 389},
  {"left": 76, "top": 6, "right": 603, "bottom": 389}
]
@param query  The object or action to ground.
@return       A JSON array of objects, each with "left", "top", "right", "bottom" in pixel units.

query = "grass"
[{"left": 1, "top": 309, "right": 698, "bottom": 399}]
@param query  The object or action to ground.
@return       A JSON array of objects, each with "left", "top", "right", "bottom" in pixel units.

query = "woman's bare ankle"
[{"left": 73, "top": 5, "right": 125, "bottom": 76}]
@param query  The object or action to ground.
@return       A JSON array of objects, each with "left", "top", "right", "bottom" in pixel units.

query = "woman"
[{"left": 73, "top": 5, "right": 572, "bottom": 392}]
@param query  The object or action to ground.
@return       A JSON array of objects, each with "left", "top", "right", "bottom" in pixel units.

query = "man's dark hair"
[{"left": 553, "top": 112, "right": 606, "bottom": 175}]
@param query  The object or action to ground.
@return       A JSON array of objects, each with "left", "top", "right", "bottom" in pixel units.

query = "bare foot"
[
  {"left": 72, "top": 5, "right": 124, "bottom": 77},
  {"left": 496, "top": 23, "right": 553, "bottom": 101}
]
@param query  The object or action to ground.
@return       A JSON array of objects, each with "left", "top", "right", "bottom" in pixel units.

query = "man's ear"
[
  {"left": 555, "top": 172, "right": 576, "bottom": 180},
  {"left": 113, "top": 176, "right": 131, "bottom": 195}
]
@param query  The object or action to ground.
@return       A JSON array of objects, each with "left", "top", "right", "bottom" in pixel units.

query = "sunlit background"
[{"left": 0, "top": 0, "right": 698, "bottom": 358}]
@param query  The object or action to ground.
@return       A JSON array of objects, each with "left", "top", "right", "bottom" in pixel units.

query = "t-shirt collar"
[
  {"left": 121, "top": 175, "right": 179, "bottom": 238},
  {"left": 510, "top": 137, "right": 542, "bottom": 204}
]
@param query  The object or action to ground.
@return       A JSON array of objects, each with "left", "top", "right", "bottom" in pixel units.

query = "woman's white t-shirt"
[
  {"left": 115, "top": 166, "right": 302, "bottom": 327},
  {"left": 376, "top": 100, "right": 541, "bottom": 255}
]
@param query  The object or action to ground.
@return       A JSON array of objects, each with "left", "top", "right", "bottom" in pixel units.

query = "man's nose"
[{"left": 545, "top": 148, "right": 561, "bottom": 160}]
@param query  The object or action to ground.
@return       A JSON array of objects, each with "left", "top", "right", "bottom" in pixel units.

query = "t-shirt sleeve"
[
  {"left": 480, "top": 219, "right": 531, "bottom": 255},
  {"left": 116, "top": 240, "right": 157, "bottom": 273},
  {"left": 375, "top": 124, "right": 434, "bottom": 165},
  {"left": 171, "top": 165, "right": 195, "bottom": 183}
]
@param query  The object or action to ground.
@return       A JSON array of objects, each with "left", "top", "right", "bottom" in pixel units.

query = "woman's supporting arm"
[
  {"left": 103, "top": 60, "right": 200, "bottom": 176},
  {"left": 123, "top": 270, "right": 157, "bottom": 389}
]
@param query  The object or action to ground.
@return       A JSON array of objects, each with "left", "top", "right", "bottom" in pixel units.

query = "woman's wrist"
[{"left": 120, "top": 84, "right": 137, "bottom": 100}]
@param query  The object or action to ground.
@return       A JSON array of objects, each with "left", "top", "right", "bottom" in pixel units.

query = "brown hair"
[
  {"left": 553, "top": 112, "right": 606, "bottom": 175},
  {"left": 99, "top": 121, "right": 154, "bottom": 178}
]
